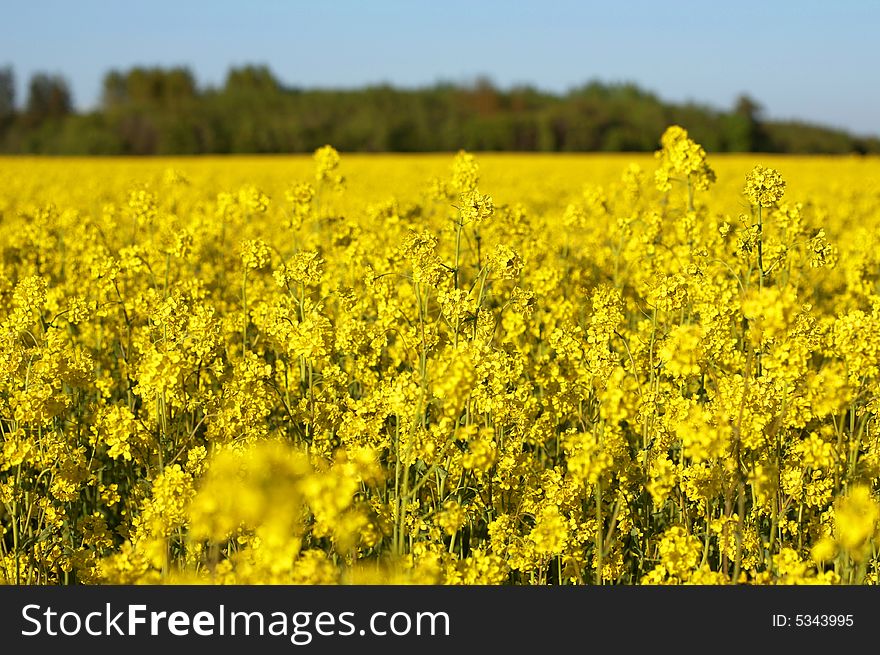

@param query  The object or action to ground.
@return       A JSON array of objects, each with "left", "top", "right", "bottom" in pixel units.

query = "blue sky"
[{"left": 2, "top": 0, "right": 878, "bottom": 135}]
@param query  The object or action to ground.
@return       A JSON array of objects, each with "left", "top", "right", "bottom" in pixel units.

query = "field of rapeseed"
[{"left": 2, "top": 128, "right": 880, "bottom": 585}]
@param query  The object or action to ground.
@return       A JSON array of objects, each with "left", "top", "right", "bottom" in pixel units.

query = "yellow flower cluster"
[
  {"left": 1, "top": 130, "right": 880, "bottom": 586},
  {"left": 654, "top": 125, "right": 716, "bottom": 195},
  {"left": 744, "top": 165, "right": 787, "bottom": 207}
]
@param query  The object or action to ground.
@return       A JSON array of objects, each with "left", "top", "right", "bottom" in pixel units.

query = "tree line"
[{"left": 0, "top": 64, "right": 877, "bottom": 155}]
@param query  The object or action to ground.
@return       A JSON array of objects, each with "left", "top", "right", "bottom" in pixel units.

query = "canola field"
[{"left": 2, "top": 128, "right": 880, "bottom": 585}]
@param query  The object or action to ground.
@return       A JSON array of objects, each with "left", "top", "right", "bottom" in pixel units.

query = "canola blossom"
[{"left": 1, "top": 128, "right": 880, "bottom": 585}]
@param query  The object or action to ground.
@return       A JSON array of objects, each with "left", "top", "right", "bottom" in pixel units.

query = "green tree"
[
  {"left": 24, "top": 73, "right": 72, "bottom": 127},
  {"left": 1, "top": 65, "right": 877, "bottom": 155},
  {"left": 0, "top": 66, "right": 14, "bottom": 127},
  {"left": 723, "top": 94, "right": 767, "bottom": 151}
]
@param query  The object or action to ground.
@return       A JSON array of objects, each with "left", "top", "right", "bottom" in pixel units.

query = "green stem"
[
  {"left": 454, "top": 215, "right": 463, "bottom": 289},
  {"left": 242, "top": 269, "right": 248, "bottom": 354},
  {"left": 756, "top": 204, "right": 764, "bottom": 289},
  {"left": 393, "top": 417, "right": 401, "bottom": 556},
  {"left": 163, "top": 252, "right": 171, "bottom": 298},
  {"left": 12, "top": 465, "right": 20, "bottom": 585},
  {"left": 595, "top": 481, "right": 603, "bottom": 585},
  {"left": 472, "top": 267, "right": 489, "bottom": 341}
]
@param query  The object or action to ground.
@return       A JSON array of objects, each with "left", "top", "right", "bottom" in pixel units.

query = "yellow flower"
[
  {"left": 744, "top": 165, "right": 786, "bottom": 207},
  {"left": 239, "top": 238, "right": 271, "bottom": 270},
  {"left": 90, "top": 405, "right": 145, "bottom": 461},
  {"left": 489, "top": 244, "right": 522, "bottom": 280},
  {"left": 833, "top": 485, "right": 880, "bottom": 561},
  {"left": 654, "top": 125, "right": 716, "bottom": 192},
  {"left": 529, "top": 505, "right": 568, "bottom": 556},
  {"left": 659, "top": 324, "right": 704, "bottom": 378},
  {"left": 314, "top": 144, "right": 344, "bottom": 188},
  {"left": 451, "top": 150, "right": 480, "bottom": 194},
  {"left": 459, "top": 190, "right": 495, "bottom": 225},
  {"left": 438, "top": 500, "right": 466, "bottom": 536},
  {"left": 2, "top": 132, "right": 878, "bottom": 586}
]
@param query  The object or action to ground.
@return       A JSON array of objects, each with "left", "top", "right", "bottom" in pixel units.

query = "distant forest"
[{"left": 1, "top": 64, "right": 878, "bottom": 155}]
